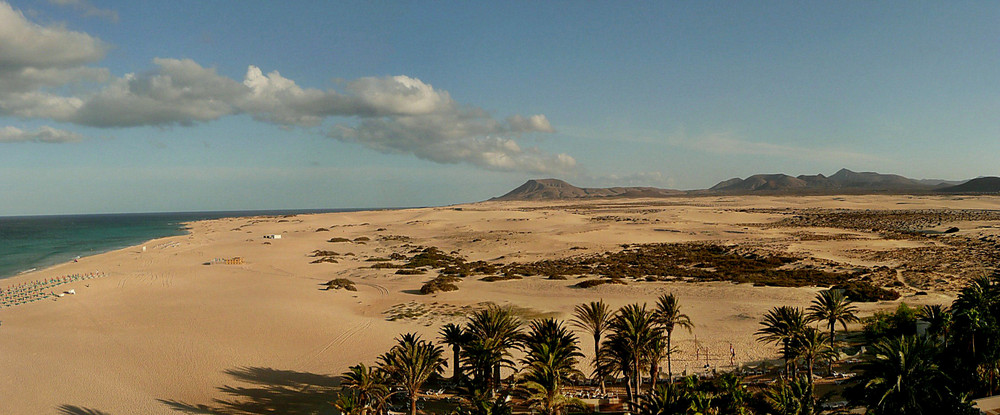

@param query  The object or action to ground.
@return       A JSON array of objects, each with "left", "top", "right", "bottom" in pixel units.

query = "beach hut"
[{"left": 224, "top": 257, "right": 244, "bottom": 265}]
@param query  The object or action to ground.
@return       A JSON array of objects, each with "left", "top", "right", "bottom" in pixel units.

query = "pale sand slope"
[{"left": 1, "top": 195, "right": 996, "bottom": 414}]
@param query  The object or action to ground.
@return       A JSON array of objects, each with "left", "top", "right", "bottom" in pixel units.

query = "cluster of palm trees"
[
  {"left": 754, "top": 289, "right": 858, "bottom": 414},
  {"left": 573, "top": 294, "right": 695, "bottom": 409},
  {"left": 844, "top": 273, "right": 1000, "bottom": 414},
  {"left": 338, "top": 294, "right": 696, "bottom": 415},
  {"left": 337, "top": 334, "right": 446, "bottom": 415},
  {"left": 337, "top": 274, "right": 1000, "bottom": 415}
]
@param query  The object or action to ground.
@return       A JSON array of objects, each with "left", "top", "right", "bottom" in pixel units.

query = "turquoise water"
[{"left": 0, "top": 209, "right": 353, "bottom": 280}]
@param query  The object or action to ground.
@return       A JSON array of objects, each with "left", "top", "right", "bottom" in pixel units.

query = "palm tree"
[
  {"left": 341, "top": 363, "right": 389, "bottom": 415},
  {"left": 917, "top": 304, "right": 951, "bottom": 346},
  {"left": 714, "top": 373, "right": 750, "bottom": 415},
  {"left": 379, "top": 333, "right": 447, "bottom": 415},
  {"left": 606, "top": 303, "right": 661, "bottom": 408},
  {"left": 806, "top": 289, "right": 858, "bottom": 372},
  {"left": 851, "top": 335, "right": 948, "bottom": 414},
  {"left": 637, "top": 384, "right": 688, "bottom": 415},
  {"left": 654, "top": 293, "right": 694, "bottom": 384},
  {"left": 570, "top": 300, "right": 613, "bottom": 393},
  {"left": 463, "top": 305, "right": 523, "bottom": 393},
  {"left": 756, "top": 306, "right": 806, "bottom": 379},
  {"left": 334, "top": 391, "right": 361, "bottom": 415},
  {"left": 761, "top": 377, "right": 808, "bottom": 415},
  {"left": 440, "top": 323, "right": 471, "bottom": 381},
  {"left": 793, "top": 326, "right": 833, "bottom": 414},
  {"left": 645, "top": 335, "right": 668, "bottom": 390},
  {"left": 950, "top": 274, "right": 1000, "bottom": 395},
  {"left": 517, "top": 318, "right": 585, "bottom": 415}
]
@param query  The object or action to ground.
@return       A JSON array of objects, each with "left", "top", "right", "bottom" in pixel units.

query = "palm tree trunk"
[
  {"left": 493, "top": 364, "right": 501, "bottom": 393},
  {"left": 410, "top": 393, "right": 418, "bottom": 415},
  {"left": 649, "top": 359, "right": 658, "bottom": 389},
  {"left": 594, "top": 333, "right": 605, "bottom": 394},
  {"left": 634, "top": 356, "right": 642, "bottom": 393},
  {"left": 828, "top": 322, "right": 836, "bottom": 375},
  {"left": 453, "top": 347, "right": 461, "bottom": 380},
  {"left": 623, "top": 373, "right": 635, "bottom": 410},
  {"left": 782, "top": 339, "right": 790, "bottom": 379},
  {"left": 806, "top": 358, "right": 815, "bottom": 414},
  {"left": 666, "top": 333, "right": 673, "bottom": 383}
]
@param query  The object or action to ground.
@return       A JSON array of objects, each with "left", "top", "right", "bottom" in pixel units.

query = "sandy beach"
[{"left": 2, "top": 195, "right": 997, "bottom": 414}]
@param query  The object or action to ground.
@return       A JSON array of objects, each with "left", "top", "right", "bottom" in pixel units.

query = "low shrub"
[
  {"left": 833, "top": 281, "right": 900, "bottom": 302},
  {"left": 325, "top": 278, "right": 357, "bottom": 291}
]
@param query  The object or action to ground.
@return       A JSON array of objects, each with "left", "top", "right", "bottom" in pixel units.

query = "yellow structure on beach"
[{"left": 224, "top": 257, "right": 244, "bottom": 265}]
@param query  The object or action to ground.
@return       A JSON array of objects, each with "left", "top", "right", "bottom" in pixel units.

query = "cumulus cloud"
[
  {"left": 238, "top": 68, "right": 460, "bottom": 125},
  {"left": 0, "top": 1, "right": 108, "bottom": 94},
  {"left": 0, "top": 125, "right": 82, "bottom": 143},
  {"left": 329, "top": 109, "right": 574, "bottom": 175},
  {"left": 0, "top": 1, "right": 574, "bottom": 174},
  {"left": 68, "top": 58, "right": 244, "bottom": 127},
  {"left": 346, "top": 75, "right": 454, "bottom": 116}
]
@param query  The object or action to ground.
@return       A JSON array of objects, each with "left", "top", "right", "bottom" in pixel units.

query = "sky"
[{"left": 0, "top": 1, "right": 998, "bottom": 215}]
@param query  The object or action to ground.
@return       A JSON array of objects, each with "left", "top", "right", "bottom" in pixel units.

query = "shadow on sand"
[
  {"left": 56, "top": 406, "right": 112, "bottom": 415},
  {"left": 158, "top": 366, "right": 341, "bottom": 414}
]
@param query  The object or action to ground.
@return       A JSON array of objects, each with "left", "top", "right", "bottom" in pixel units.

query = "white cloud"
[
  {"left": 238, "top": 69, "right": 460, "bottom": 125},
  {"left": 329, "top": 110, "right": 573, "bottom": 175},
  {"left": 239, "top": 65, "right": 333, "bottom": 126},
  {"left": 0, "top": 2, "right": 107, "bottom": 71},
  {"left": 0, "top": 90, "right": 83, "bottom": 119},
  {"left": 346, "top": 75, "right": 454, "bottom": 116},
  {"left": 68, "top": 58, "right": 244, "bottom": 127},
  {"left": 506, "top": 114, "right": 555, "bottom": 133},
  {"left": 0, "top": 125, "right": 82, "bottom": 143},
  {"left": 0, "top": 1, "right": 573, "bottom": 175}
]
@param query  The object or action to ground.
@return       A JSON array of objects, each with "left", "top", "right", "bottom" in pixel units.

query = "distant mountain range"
[
  {"left": 494, "top": 178, "right": 684, "bottom": 200},
  {"left": 493, "top": 169, "right": 1000, "bottom": 200}
]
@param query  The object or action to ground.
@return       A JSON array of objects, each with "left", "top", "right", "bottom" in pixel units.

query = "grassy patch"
[
  {"left": 420, "top": 275, "right": 461, "bottom": 294},
  {"left": 575, "top": 278, "right": 627, "bottom": 288},
  {"left": 324, "top": 278, "right": 356, "bottom": 291}
]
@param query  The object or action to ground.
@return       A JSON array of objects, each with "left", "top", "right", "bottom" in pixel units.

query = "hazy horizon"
[{"left": 1, "top": 1, "right": 997, "bottom": 215}]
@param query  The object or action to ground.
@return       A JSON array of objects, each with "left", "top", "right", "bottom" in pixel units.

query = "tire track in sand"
[
  {"left": 356, "top": 282, "right": 389, "bottom": 296},
  {"left": 297, "top": 319, "right": 373, "bottom": 366}
]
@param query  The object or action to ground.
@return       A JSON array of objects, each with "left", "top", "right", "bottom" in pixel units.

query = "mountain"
[
  {"left": 494, "top": 170, "right": 996, "bottom": 201},
  {"left": 826, "top": 168, "right": 925, "bottom": 189},
  {"left": 492, "top": 179, "right": 682, "bottom": 200},
  {"left": 917, "top": 178, "right": 965, "bottom": 187},
  {"left": 709, "top": 174, "right": 808, "bottom": 192},
  {"left": 937, "top": 177, "right": 1000, "bottom": 193},
  {"left": 709, "top": 168, "right": 934, "bottom": 194}
]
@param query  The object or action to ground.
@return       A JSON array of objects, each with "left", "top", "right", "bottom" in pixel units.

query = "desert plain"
[{"left": 2, "top": 194, "right": 1000, "bottom": 414}]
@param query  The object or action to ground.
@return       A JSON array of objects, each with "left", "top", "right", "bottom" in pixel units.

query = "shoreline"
[
  {"left": 0, "top": 208, "right": 402, "bottom": 282},
  {"left": 0, "top": 195, "right": 990, "bottom": 414}
]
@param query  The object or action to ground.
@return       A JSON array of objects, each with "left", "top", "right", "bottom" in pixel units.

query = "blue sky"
[{"left": 0, "top": 1, "right": 997, "bottom": 215}]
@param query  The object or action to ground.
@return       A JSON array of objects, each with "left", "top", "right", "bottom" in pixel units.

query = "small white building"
[{"left": 264, "top": 234, "right": 282, "bottom": 239}]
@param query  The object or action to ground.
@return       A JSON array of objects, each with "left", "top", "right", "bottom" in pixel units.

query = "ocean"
[{"left": 0, "top": 209, "right": 357, "bottom": 280}]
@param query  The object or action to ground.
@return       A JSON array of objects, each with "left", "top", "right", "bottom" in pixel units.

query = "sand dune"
[{"left": 1, "top": 195, "right": 996, "bottom": 414}]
